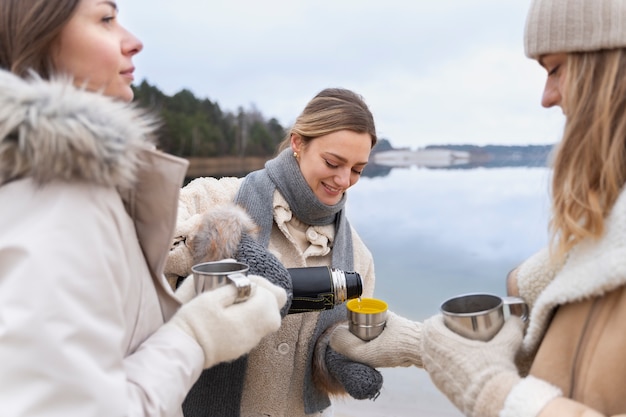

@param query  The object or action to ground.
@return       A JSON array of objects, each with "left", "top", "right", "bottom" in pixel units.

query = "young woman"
[
  {"left": 0, "top": 1, "right": 286, "bottom": 416},
  {"left": 165, "top": 88, "right": 425, "bottom": 416},
  {"left": 420, "top": 0, "right": 626, "bottom": 416}
]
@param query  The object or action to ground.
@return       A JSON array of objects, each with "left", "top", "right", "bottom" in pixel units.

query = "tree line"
[{"left": 132, "top": 80, "right": 286, "bottom": 158}]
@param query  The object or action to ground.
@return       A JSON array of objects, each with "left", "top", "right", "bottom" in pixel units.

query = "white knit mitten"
[
  {"left": 174, "top": 274, "right": 196, "bottom": 304},
  {"left": 165, "top": 275, "right": 286, "bottom": 369},
  {"left": 421, "top": 314, "right": 562, "bottom": 417},
  {"left": 329, "top": 311, "right": 423, "bottom": 368}
]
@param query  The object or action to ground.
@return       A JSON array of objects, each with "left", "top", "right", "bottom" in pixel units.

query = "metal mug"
[
  {"left": 440, "top": 293, "right": 528, "bottom": 341},
  {"left": 346, "top": 298, "right": 388, "bottom": 341},
  {"left": 191, "top": 261, "right": 251, "bottom": 303}
]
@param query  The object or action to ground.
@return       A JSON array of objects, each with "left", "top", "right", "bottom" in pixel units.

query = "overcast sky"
[{"left": 122, "top": 0, "right": 564, "bottom": 149}]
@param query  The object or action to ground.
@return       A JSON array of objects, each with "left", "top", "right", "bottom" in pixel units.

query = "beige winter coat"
[
  {"left": 166, "top": 176, "right": 376, "bottom": 417},
  {"left": 0, "top": 70, "right": 204, "bottom": 417},
  {"left": 508, "top": 188, "right": 626, "bottom": 416}
]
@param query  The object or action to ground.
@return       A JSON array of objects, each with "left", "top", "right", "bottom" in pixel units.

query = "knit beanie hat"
[{"left": 524, "top": 0, "right": 626, "bottom": 59}]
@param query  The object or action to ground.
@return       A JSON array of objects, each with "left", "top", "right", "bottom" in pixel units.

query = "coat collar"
[
  {"left": 523, "top": 188, "right": 626, "bottom": 352},
  {"left": 129, "top": 148, "right": 189, "bottom": 317}
]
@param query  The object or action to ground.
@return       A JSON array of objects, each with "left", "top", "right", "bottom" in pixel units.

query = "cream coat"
[
  {"left": 507, "top": 188, "right": 626, "bottom": 416},
  {"left": 0, "top": 71, "right": 204, "bottom": 417},
  {"left": 167, "top": 176, "right": 376, "bottom": 417}
]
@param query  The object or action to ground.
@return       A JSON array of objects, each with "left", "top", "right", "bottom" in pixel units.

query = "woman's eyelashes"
[
  {"left": 326, "top": 160, "right": 364, "bottom": 175},
  {"left": 548, "top": 65, "right": 560, "bottom": 76},
  {"left": 324, "top": 159, "right": 338, "bottom": 169}
]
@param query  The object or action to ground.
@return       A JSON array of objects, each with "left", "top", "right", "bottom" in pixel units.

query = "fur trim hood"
[{"left": 0, "top": 69, "right": 158, "bottom": 188}]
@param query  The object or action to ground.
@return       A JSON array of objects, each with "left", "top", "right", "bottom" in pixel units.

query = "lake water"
[
  {"left": 332, "top": 164, "right": 553, "bottom": 417},
  {"left": 196, "top": 160, "right": 553, "bottom": 416}
]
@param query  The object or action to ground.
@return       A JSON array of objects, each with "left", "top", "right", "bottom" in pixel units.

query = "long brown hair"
[
  {"left": 550, "top": 49, "right": 626, "bottom": 260},
  {"left": 278, "top": 88, "right": 377, "bottom": 153},
  {"left": 0, "top": 0, "right": 80, "bottom": 78}
]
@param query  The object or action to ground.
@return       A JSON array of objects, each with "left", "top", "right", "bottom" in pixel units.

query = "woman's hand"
[
  {"left": 329, "top": 311, "right": 423, "bottom": 368},
  {"left": 166, "top": 275, "right": 287, "bottom": 369},
  {"left": 421, "top": 314, "right": 561, "bottom": 417}
]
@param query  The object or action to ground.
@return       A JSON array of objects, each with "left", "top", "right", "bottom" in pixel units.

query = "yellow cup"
[{"left": 346, "top": 298, "right": 388, "bottom": 341}]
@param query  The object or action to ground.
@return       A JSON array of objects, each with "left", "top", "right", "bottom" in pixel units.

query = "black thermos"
[{"left": 286, "top": 266, "right": 363, "bottom": 314}]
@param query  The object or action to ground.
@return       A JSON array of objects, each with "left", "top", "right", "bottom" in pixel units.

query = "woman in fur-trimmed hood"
[{"left": 0, "top": 1, "right": 286, "bottom": 416}]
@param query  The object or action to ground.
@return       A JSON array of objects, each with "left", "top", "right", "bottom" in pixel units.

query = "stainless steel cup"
[
  {"left": 346, "top": 298, "right": 388, "bottom": 341},
  {"left": 191, "top": 261, "right": 251, "bottom": 303},
  {"left": 440, "top": 293, "right": 528, "bottom": 341}
]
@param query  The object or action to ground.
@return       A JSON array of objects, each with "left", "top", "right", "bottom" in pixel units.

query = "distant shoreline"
[
  {"left": 182, "top": 142, "right": 554, "bottom": 181},
  {"left": 185, "top": 156, "right": 268, "bottom": 179}
]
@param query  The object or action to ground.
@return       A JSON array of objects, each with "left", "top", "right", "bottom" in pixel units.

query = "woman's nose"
[
  {"left": 123, "top": 28, "right": 143, "bottom": 56},
  {"left": 541, "top": 78, "right": 561, "bottom": 108},
  {"left": 335, "top": 169, "right": 351, "bottom": 188}
]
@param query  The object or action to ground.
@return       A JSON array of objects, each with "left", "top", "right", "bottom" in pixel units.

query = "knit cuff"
[
  {"left": 389, "top": 316, "right": 423, "bottom": 367},
  {"left": 473, "top": 371, "right": 520, "bottom": 417},
  {"left": 500, "top": 375, "right": 562, "bottom": 417}
]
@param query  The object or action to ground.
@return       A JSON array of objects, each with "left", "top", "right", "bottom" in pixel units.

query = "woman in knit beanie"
[{"left": 419, "top": 0, "right": 626, "bottom": 416}]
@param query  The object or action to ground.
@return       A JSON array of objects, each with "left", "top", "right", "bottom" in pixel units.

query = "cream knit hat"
[{"left": 524, "top": 0, "right": 626, "bottom": 59}]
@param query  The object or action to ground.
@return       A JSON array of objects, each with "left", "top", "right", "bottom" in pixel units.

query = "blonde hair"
[
  {"left": 278, "top": 88, "right": 377, "bottom": 153},
  {"left": 550, "top": 49, "right": 626, "bottom": 260}
]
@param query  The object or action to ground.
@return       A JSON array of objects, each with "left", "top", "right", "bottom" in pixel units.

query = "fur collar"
[
  {"left": 0, "top": 69, "right": 158, "bottom": 189},
  {"left": 522, "top": 188, "right": 626, "bottom": 353}
]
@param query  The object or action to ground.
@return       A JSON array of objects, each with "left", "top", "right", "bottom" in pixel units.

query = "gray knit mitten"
[
  {"left": 325, "top": 347, "right": 383, "bottom": 400},
  {"left": 236, "top": 233, "right": 293, "bottom": 317},
  {"left": 313, "top": 318, "right": 383, "bottom": 401}
]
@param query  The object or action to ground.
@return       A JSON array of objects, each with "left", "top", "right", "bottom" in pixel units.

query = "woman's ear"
[{"left": 290, "top": 133, "right": 302, "bottom": 154}]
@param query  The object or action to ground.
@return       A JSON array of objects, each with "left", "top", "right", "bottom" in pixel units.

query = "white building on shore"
[{"left": 371, "top": 148, "right": 470, "bottom": 168}]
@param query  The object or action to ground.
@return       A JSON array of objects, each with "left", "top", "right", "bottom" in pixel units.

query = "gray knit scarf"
[
  {"left": 237, "top": 148, "right": 354, "bottom": 413},
  {"left": 236, "top": 148, "right": 354, "bottom": 269}
]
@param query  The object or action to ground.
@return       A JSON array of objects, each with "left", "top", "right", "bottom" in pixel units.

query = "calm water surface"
[{"left": 334, "top": 165, "right": 553, "bottom": 417}]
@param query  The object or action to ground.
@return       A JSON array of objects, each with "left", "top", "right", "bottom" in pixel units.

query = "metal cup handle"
[
  {"left": 502, "top": 296, "right": 529, "bottom": 323},
  {"left": 227, "top": 272, "right": 252, "bottom": 303}
]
